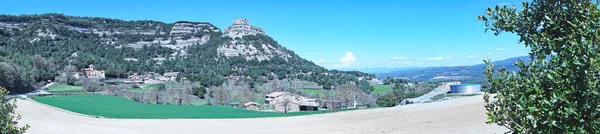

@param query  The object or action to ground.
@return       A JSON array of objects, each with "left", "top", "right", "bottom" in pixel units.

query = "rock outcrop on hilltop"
[
  {"left": 218, "top": 18, "right": 291, "bottom": 61},
  {"left": 224, "top": 18, "right": 264, "bottom": 38}
]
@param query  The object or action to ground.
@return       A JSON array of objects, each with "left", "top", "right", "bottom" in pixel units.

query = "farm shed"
[{"left": 244, "top": 102, "right": 260, "bottom": 110}]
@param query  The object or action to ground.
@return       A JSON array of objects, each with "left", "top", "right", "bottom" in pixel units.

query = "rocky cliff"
[
  {"left": 126, "top": 21, "right": 221, "bottom": 56},
  {"left": 224, "top": 18, "right": 264, "bottom": 38},
  {"left": 218, "top": 18, "right": 291, "bottom": 61}
]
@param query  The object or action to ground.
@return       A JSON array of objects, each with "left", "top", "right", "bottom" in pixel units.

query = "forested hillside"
[{"left": 0, "top": 13, "right": 374, "bottom": 93}]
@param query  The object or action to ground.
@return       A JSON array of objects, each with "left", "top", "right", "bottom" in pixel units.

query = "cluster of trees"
[
  {"left": 382, "top": 77, "right": 409, "bottom": 85},
  {"left": 206, "top": 80, "right": 255, "bottom": 106},
  {"left": 294, "top": 72, "right": 373, "bottom": 92},
  {"left": 104, "top": 82, "right": 205, "bottom": 105},
  {"left": 376, "top": 82, "right": 437, "bottom": 107},
  {"left": 0, "top": 49, "right": 58, "bottom": 93}
]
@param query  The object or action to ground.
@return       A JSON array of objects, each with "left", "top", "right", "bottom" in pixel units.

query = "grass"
[
  {"left": 189, "top": 100, "right": 208, "bottom": 106},
  {"left": 139, "top": 84, "right": 158, "bottom": 89},
  {"left": 46, "top": 85, "right": 85, "bottom": 93},
  {"left": 33, "top": 95, "right": 327, "bottom": 119},
  {"left": 371, "top": 85, "right": 392, "bottom": 94}
]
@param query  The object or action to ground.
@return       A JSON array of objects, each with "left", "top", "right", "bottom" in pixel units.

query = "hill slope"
[
  {"left": 0, "top": 13, "right": 373, "bottom": 93},
  {"left": 377, "top": 56, "right": 530, "bottom": 82}
]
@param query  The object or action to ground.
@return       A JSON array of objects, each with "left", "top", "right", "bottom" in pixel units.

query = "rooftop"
[
  {"left": 450, "top": 84, "right": 481, "bottom": 86},
  {"left": 265, "top": 92, "right": 287, "bottom": 97}
]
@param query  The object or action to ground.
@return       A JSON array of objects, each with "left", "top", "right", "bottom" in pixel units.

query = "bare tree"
[
  {"left": 316, "top": 93, "right": 325, "bottom": 113},
  {"left": 276, "top": 96, "right": 297, "bottom": 116},
  {"left": 210, "top": 86, "right": 229, "bottom": 105},
  {"left": 335, "top": 83, "right": 358, "bottom": 110},
  {"left": 82, "top": 78, "right": 102, "bottom": 92},
  {"left": 356, "top": 91, "right": 377, "bottom": 108}
]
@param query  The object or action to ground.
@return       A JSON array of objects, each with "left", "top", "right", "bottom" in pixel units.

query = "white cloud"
[
  {"left": 466, "top": 54, "right": 479, "bottom": 58},
  {"left": 496, "top": 48, "right": 506, "bottom": 51},
  {"left": 340, "top": 52, "right": 358, "bottom": 64},
  {"left": 382, "top": 56, "right": 421, "bottom": 67},
  {"left": 488, "top": 52, "right": 493, "bottom": 55},
  {"left": 319, "top": 52, "right": 361, "bottom": 68},
  {"left": 425, "top": 56, "right": 450, "bottom": 61},
  {"left": 422, "top": 56, "right": 451, "bottom": 61},
  {"left": 392, "top": 56, "right": 406, "bottom": 60}
]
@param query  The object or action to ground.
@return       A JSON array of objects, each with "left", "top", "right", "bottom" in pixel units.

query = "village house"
[
  {"left": 82, "top": 64, "right": 105, "bottom": 79},
  {"left": 370, "top": 78, "right": 384, "bottom": 85},
  {"left": 265, "top": 92, "right": 319, "bottom": 112},
  {"left": 160, "top": 72, "right": 180, "bottom": 81},
  {"left": 127, "top": 72, "right": 159, "bottom": 84},
  {"left": 244, "top": 102, "right": 260, "bottom": 110},
  {"left": 71, "top": 72, "right": 86, "bottom": 79},
  {"left": 128, "top": 73, "right": 141, "bottom": 80},
  {"left": 321, "top": 100, "right": 345, "bottom": 110},
  {"left": 143, "top": 77, "right": 158, "bottom": 84}
]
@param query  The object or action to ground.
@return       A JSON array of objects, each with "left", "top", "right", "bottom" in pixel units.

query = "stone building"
[
  {"left": 265, "top": 92, "right": 318, "bottom": 112},
  {"left": 83, "top": 64, "right": 105, "bottom": 79}
]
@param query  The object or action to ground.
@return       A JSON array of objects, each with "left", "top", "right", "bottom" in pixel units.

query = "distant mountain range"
[
  {"left": 337, "top": 67, "right": 418, "bottom": 74},
  {"left": 376, "top": 56, "right": 531, "bottom": 81}
]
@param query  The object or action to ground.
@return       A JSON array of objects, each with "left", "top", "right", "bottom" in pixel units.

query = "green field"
[
  {"left": 33, "top": 95, "right": 324, "bottom": 118},
  {"left": 371, "top": 85, "right": 392, "bottom": 94},
  {"left": 189, "top": 100, "right": 208, "bottom": 106},
  {"left": 46, "top": 85, "right": 85, "bottom": 93}
]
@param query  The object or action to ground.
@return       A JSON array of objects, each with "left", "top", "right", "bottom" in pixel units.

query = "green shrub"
[
  {"left": 479, "top": 0, "right": 600, "bottom": 133},
  {"left": 0, "top": 87, "right": 28, "bottom": 134},
  {"left": 191, "top": 86, "right": 206, "bottom": 99},
  {"left": 376, "top": 93, "right": 398, "bottom": 107}
]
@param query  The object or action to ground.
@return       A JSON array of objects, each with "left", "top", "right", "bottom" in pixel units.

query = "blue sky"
[{"left": 3, "top": 0, "right": 528, "bottom": 69}]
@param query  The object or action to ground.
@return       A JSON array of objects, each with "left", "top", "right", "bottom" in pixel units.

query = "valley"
[
  {"left": 0, "top": 10, "right": 521, "bottom": 134},
  {"left": 16, "top": 95, "right": 506, "bottom": 134}
]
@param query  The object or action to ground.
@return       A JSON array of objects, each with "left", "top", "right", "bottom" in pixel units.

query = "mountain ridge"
[
  {"left": 0, "top": 13, "right": 374, "bottom": 93},
  {"left": 376, "top": 56, "right": 530, "bottom": 81}
]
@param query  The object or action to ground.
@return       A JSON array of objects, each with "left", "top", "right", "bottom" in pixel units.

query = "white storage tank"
[{"left": 449, "top": 84, "right": 481, "bottom": 94}]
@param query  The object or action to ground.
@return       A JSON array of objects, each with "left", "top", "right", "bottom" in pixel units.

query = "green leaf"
[{"left": 526, "top": 115, "right": 534, "bottom": 120}]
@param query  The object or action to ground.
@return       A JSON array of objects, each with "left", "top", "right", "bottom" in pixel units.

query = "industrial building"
[{"left": 449, "top": 84, "right": 481, "bottom": 94}]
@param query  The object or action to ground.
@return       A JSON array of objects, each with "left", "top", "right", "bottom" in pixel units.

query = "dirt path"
[{"left": 16, "top": 95, "right": 507, "bottom": 134}]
